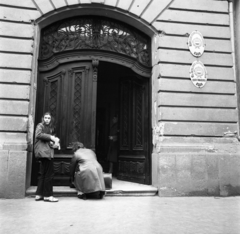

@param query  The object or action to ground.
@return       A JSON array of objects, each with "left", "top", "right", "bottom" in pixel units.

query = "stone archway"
[{"left": 31, "top": 12, "right": 154, "bottom": 186}]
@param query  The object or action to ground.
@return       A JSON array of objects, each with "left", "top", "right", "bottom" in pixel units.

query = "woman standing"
[{"left": 34, "top": 112, "right": 60, "bottom": 202}]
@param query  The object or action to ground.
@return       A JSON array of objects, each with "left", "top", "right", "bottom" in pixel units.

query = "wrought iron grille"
[{"left": 40, "top": 17, "right": 151, "bottom": 67}]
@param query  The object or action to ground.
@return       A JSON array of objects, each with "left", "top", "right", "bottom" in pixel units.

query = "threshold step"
[
  {"left": 26, "top": 186, "right": 158, "bottom": 197},
  {"left": 26, "top": 180, "right": 158, "bottom": 197},
  {"left": 26, "top": 178, "right": 158, "bottom": 197}
]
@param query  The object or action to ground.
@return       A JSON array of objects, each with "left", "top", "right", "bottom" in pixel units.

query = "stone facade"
[{"left": 0, "top": 0, "right": 239, "bottom": 198}]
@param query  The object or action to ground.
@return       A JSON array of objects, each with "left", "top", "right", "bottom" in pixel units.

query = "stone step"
[
  {"left": 26, "top": 186, "right": 158, "bottom": 197},
  {"left": 26, "top": 178, "right": 158, "bottom": 197}
]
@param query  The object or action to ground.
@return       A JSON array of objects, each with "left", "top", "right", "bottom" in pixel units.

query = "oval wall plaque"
[
  {"left": 189, "top": 61, "right": 207, "bottom": 88},
  {"left": 188, "top": 30, "right": 205, "bottom": 57}
]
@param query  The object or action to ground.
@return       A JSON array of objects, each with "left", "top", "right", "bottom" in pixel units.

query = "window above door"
[{"left": 39, "top": 16, "right": 151, "bottom": 67}]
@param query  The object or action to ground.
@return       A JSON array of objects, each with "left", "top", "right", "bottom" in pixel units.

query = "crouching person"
[{"left": 70, "top": 142, "right": 106, "bottom": 200}]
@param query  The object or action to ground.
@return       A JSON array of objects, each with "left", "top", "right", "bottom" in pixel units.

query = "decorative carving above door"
[{"left": 40, "top": 16, "right": 151, "bottom": 67}]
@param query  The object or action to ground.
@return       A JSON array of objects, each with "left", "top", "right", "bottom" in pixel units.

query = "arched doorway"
[{"left": 31, "top": 16, "right": 152, "bottom": 186}]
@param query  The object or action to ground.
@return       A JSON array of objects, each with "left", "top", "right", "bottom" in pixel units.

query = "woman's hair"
[
  {"left": 72, "top": 142, "right": 85, "bottom": 152},
  {"left": 41, "top": 111, "right": 55, "bottom": 131}
]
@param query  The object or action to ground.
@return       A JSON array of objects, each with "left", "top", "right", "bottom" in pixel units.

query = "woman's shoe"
[
  {"left": 77, "top": 193, "right": 87, "bottom": 200},
  {"left": 35, "top": 195, "right": 43, "bottom": 201},
  {"left": 99, "top": 191, "right": 106, "bottom": 199},
  {"left": 44, "top": 196, "right": 59, "bottom": 202}
]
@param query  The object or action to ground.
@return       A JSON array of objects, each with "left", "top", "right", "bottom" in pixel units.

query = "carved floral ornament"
[{"left": 40, "top": 17, "right": 151, "bottom": 67}]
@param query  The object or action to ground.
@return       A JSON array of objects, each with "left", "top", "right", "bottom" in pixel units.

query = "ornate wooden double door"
[{"left": 32, "top": 61, "right": 150, "bottom": 185}]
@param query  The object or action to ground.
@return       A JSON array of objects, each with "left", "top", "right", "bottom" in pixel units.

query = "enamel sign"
[
  {"left": 190, "top": 61, "right": 207, "bottom": 88},
  {"left": 188, "top": 31, "right": 205, "bottom": 57}
]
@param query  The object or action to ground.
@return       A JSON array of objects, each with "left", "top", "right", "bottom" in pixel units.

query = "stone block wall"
[
  {"left": 152, "top": 137, "right": 240, "bottom": 196},
  {"left": 0, "top": 0, "right": 39, "bottom": 198},
  {"left": 0, "top": 150, "right": 27, "bottom": 198},
  {"left": 158, "top": 152, "right": 240, "bottom": 196},
  {"left": 151, "top": 0, "right": 240, "bottom": 196}
]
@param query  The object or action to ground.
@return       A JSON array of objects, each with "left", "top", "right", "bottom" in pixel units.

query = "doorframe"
[
  {"left": 36, "top": 6, "right": 157, "bottom": 37},
  {"left": 39, "top": 51, "right": 152, "bottom": 78},
  {"left": 27, "top": 9, "right": 155, "bottom": 188}
]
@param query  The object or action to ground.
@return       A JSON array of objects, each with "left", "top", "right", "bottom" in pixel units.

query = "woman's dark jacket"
[{"left": 34, "top": 123, "right": 54, "bottom": 159}]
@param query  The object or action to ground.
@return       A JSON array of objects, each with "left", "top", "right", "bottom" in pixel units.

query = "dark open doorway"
[
  {"left": 95, "top": 62, "right": 125, "bottom": 172},
  {"left": 96, "top": 61, "right": 151, "bottom": 184}
]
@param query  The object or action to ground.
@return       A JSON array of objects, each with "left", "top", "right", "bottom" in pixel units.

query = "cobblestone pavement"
[{"left": 0, "top": 196, "right": 239, "bottom": 234}]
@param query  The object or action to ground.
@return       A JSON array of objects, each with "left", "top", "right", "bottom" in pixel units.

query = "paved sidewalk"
[{"left": 0, "top": 196, "right": 240, "bottom": 234}]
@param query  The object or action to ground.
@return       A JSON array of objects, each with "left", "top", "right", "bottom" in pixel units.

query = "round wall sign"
[
  {"left": 189, "top": 61, "right": 207, "bottom": 88},
  {"left": 188, "top": 30, "right": 205, "bottom": 57}
]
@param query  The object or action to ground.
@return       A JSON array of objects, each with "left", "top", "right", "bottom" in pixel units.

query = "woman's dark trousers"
[{"left": 36, "top": 158, "right": 54, "bottom": 197}]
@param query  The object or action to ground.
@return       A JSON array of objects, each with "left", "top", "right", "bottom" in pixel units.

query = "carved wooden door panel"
[
  {"left": 33, "top": 61, "right": 97, "bottom": 185},
  {"left": 118, "top": 75, "right": 150, "bottom": 184}
]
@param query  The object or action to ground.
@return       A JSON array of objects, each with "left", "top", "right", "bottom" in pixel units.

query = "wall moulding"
[{"left": 34, "top": 6, "right": 157, "bottom": 38}]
